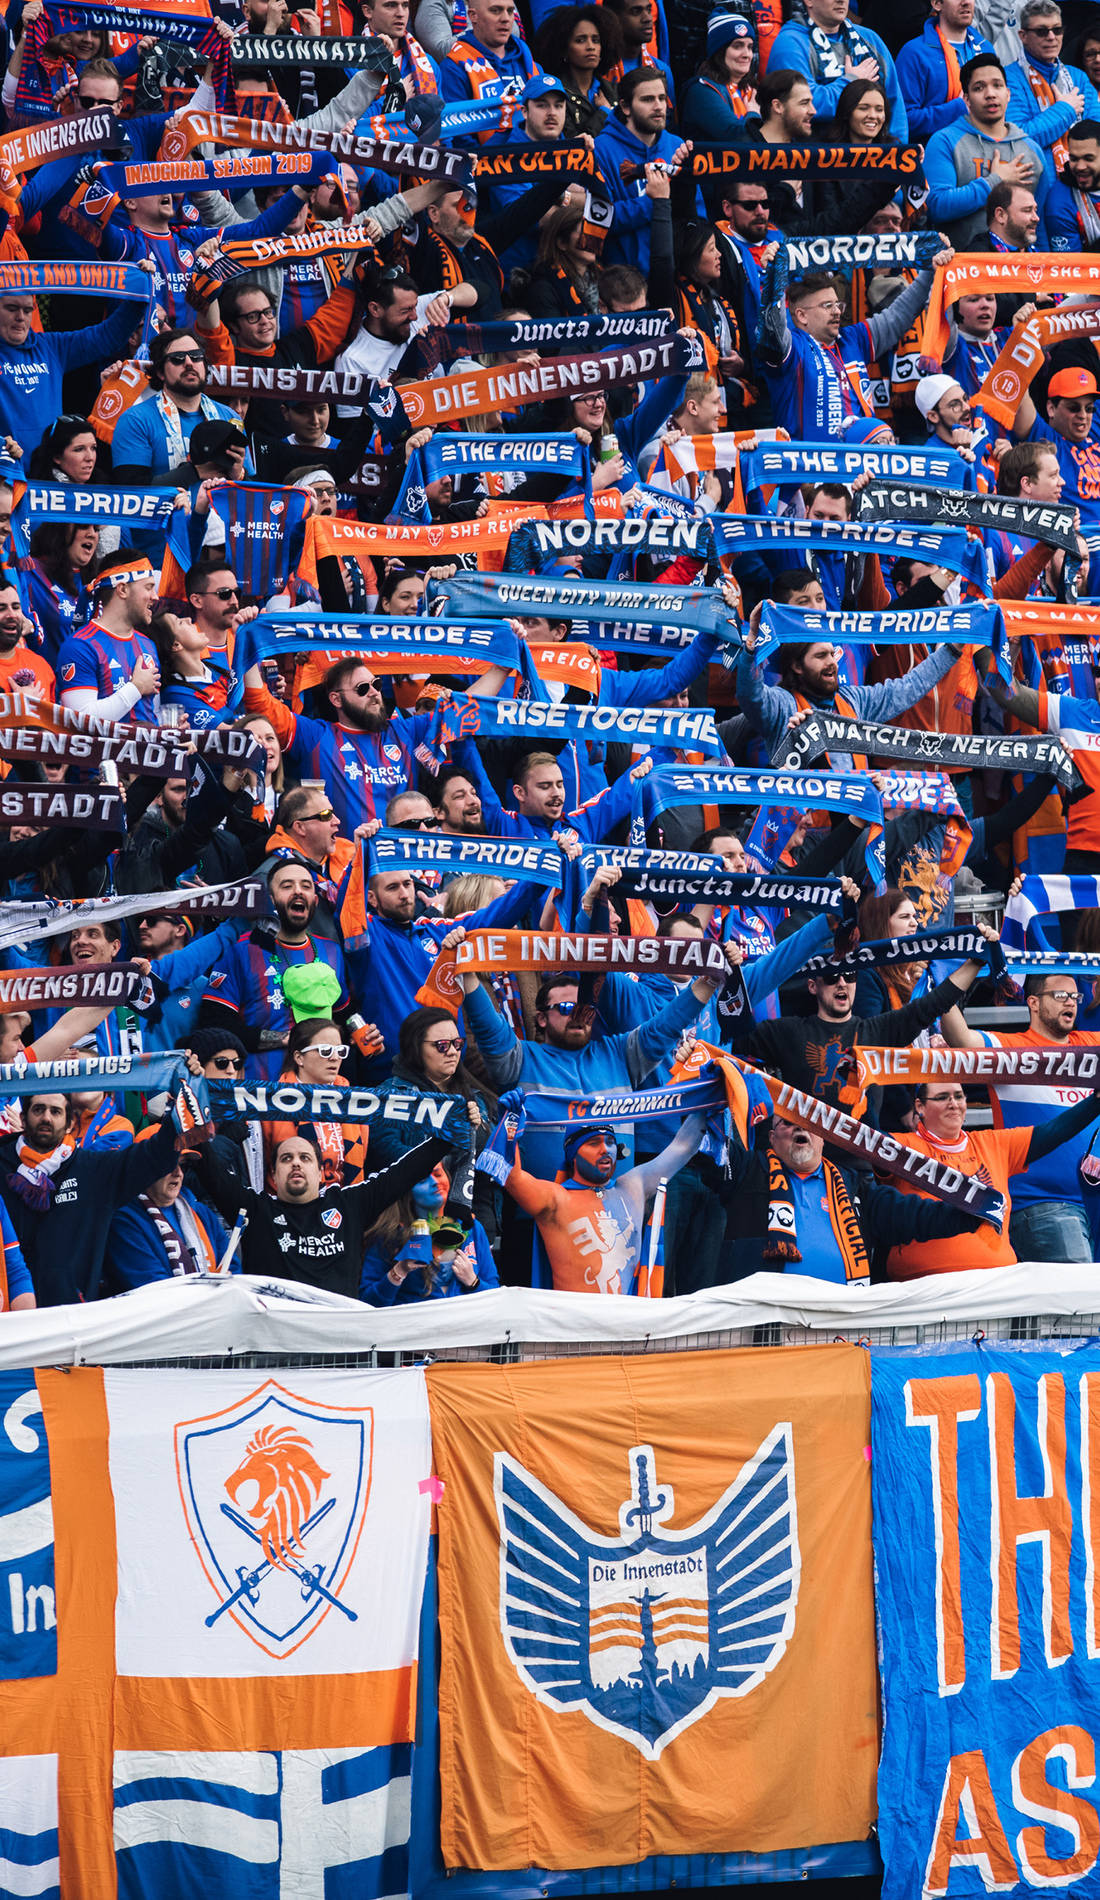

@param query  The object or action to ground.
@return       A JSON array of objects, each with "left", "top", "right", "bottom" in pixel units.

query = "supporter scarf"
[
  {"left": 922, "top": 255, "right": 1100, "bottom": 364},
  {"left": 683, "top": 142, "right": 922, "bottom": 182},
  {"left": 240, "top": 612, "right": 536, "bottom": 687},
  {"left": 578, "top": 845, "right": 845, "bottom": 909},
  {"left": 0, "top": 108, "right": 117, "bottom": 207},
  {"left": 136, "top": 1190, "right": 216, "bottom": 1276},
  {"left": 0, "top": 260, "right": 150, "bottom": 303},
  {"left": 9, "top": 482, "right": 177, "bottom": 556},
  {"left": 630, "top": 763, "right": 885, "bottom": 882},
  {"left": 0, "top": 878, "right": 268, "bottom": 954},
  {"left": 754, "top": 601, "right": 1009, "bottom": 680},
  {"left": 472, "top": 142, "right": 595, "bottom": 183},
  {"left": 975, "top": 301, "right": 1100, "bottom": 427},
  {"left": 96, "top": 155, "right": 322, "bottom": 198},
  {"left": 362, "top": 89, "right": 521, "bottom": 143},
  {"left": 420, "top": 927, "right": 738, "bottom": 1017},
  {"left": 854, "top": 1043, "right": 1100, "bottom": 1089},
  {"left": 531, "top": 516, "right": 711, "bottom": 560},
  {"left": 764, "top": 1144, "right": 867, "bottom": 1274},
  {"left": 187, "top": 227, "right": 380, "bottom": 310},
  {"left": 424, "top": 692, "right": 721, "bottom": 761},
  {"left": 36, "top": 0, "right": 233, "bottom": 104},
  {"left": 737, "top": 440, "right": 971, "bottom": 492},
  {"left": 856, "top": 480, "right": 1079, "bottom": 555},
  {"left": 773, "top": 706, "right": 1075, "bottom": 788},
  {"left": 802, "top": 927, "right": 989, "bottom": 976},
  {"left": 0, "top": 784, "right": 122, "bottom": 829},
  {"left": 397, "top": 433, "right": 588, "bottom": 520},
  {"left": 436, "top": 571, "right": 734, "bottom": 638},
  {"left": 230, "top": 34, "right": 391, "bottom": 64},
  {"left": 416, "top": 310, "right": 675, "bottom": 370},
  {"left": 877, "top": 770, "right": 967, "bottom": 815},
  {"left": 396, "top": 334, "right": 703, "bottom": 430},
  {"left": 0, "top": 1050, "right": 192, "bottom": 1097},
  {"left": 368, "top": 829, "right": 563, "bottom": 886},
  {"left": 298, "top": 513, "right": 529, "bottom": 582},
  {"left": 204, "top": 363, "right": 378, "bottom": 402},
  {"left": 0, "top": 962, "right": 153, "bottom": 1012},
  {"left": 1002, "top": 874, "right": 1100, "bottom": 950},
  {"left": 782, "top": 232, "right": 940, "bottom": 274},
  {"left": 157, "top": 110, "right": 472, "bottom": 184},
  {"left": 207, "top": 1078, "right": 458, "bottom": 1126},
  {"left": 0, "top": 698, "right": 264, "bottom": 781},
  {"left": 474, "top": 1075, "right": 736, "bottom": 1187},
  {"left": 710, "top": 516, "right": 989, "bottom": 590},
  {"left": 750, "top": 1073, "right": 1006, "bottom": 1227}
]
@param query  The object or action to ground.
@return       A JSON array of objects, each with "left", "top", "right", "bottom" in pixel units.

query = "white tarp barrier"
[{"left": 0, "top": 1263, "right": 1098, "bottom": 1366}]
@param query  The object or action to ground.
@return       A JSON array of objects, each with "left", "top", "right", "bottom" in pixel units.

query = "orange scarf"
[{"left": 922, "top": 254, "right": 1100, "bottom": 363}]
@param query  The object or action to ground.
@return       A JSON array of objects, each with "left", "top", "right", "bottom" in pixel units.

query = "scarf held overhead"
[
  {"left": 396, "top": 334, "right": 703, "bottom": 430},
  {"left": 416, "top": 310, "right": 675, "bottom": 369},
  {"left": 753, "top": 601, "right": 1010, "bottom": 680},
  {"left": 368, "top": 829, "right": 564, "bottom": 886},
  {"left": 738, "top": 441, "right": 970, "bottom": 493},
  {"left": 0, "top": 108, "right": 117, "bottom": 207},
  {"left": 773, "top": 707, "right": 1075, "bottom": 787},
  {"left": 0, "top": 962, "right": 154, "bottom": 1012},
  {"left": 710, "top": 516, "right": 989, "bottom": 589},
  {"left": 855, "top": 481, "right": 1080, "bottom": 554},
  {"left": 801, "top": 927, "right": 990, "bottom": 974},
  {"left": 631, "top": 763, "right": 885, "bottom": 882},
  {"left": 854, "top": 1043, "right": 1100, "bottom": 1088},
  {"left": 424, "top": 693, "right": 721, "bottom": 759},
  {"left": 435, "top": 571, "right": 736, "bottom": 638},
  {"left": 921, "top": 255, "right": 1100, "bottom": 364},
  {"left": 0, "top": 785, "right": 122, "bottom": 829},
  {"left": 0, "top": 878, "right": 269, "bottom": 954},
  {"left": 578, "top": 846, "right": 845, "bottom": 908},
  {"left": 157, "top": 112, "right": 472, "bottom": 182}
]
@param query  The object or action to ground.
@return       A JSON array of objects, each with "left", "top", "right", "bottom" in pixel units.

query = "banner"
[
  {"left": 0, "top": 877, "right": 268, "bottom": 952},
  {"left": 0, "top": 696, "right": 265, "bottom": 782},
  {"left": 472, "top": 142, "right": 595, "bottom": 183},
  {"left": 230, "top": 32, "right": 391, "bottom": 62},
  {"left": 531, "top": 516, "right": 711, "bottom": 560},
  {"left": 801, "top": 927, "right": 989, "bottom": 976},
  {"left": 1002, "top": 874, "right": 1100, "bottom": 950},
  {"left": 855, "top": 1041, "right": 1100, "bottom": 1089},
  {"left": 578, "top": 846, "right": 846, "bottom": 909},
  {"left": 10, "top": 482, "right": 178, "bottom": 555},
  {"left": 630, "top": 764, "right": 885, "bottom": 883},
  {"left": 368, "top": 829, "right": 564, "bottom": 886},
  {"left": 738, "top": 440, "right": 971, "bottom": 493},
  {"left": 0, "top": 107, "right": 117, "bottom": 204},
  {"left": 762, "top": 1075, "right": 1006, "bottom": 1225},
  {"left": 203, "top": 362, "right": 378, "bottom": 402},
  {"left": 753, "top": 600, "right": 1009, "bottom": 681},
  {"left": 685, "top": 141, "right": 922, "bottom": 182},
  {"left": 0, "top": 785, "right": 122, "bottom": 829},
  {"left": 782, "top": 231, "right": 941, "bottom": 273},
  {"left": 976, "top": 301, "right": 1100, "bottom": 428},
  {"left": 396, "top": 432, "right": 589, "bottom": 519},
  {"left": 427, "top": 1349, "right": 875, "bottom": 1866},
  {"left": 436, "top": 571, "right": 736, "bottom": 638},
  {"left": 416, "top": 309, "right": 675, "bottom": 369},
  {"left": 709, "top": 516, "right": 989, "bottom": 591},
  {"left": 0, "top": 1050, "right": 195, "bottom": 1097},
  {"left": 97, "top": 154, "right": 319, "bottom": 198},
  {"left": 208, "top": 1078, "right": 458, "bottom": 1127},
  {"left": 187, "top": 226, "right": 380, "bottom": 308},
  {"left": 856, "top": 481, "right": 1080, "bottom": 555},
  {"left": 772, "top": 706, "right": 1076, "bottom": 787},
  {"left": 299, "top": 512, "right": 529, "bottom": 575},
  {"left": 871, "top": 1345, "right": 1100, "bottom": 1898},
  {"left": 158, "top": 111, "right": 473, "bottom": 184},
  {"left": 425, "top": 692, "right": 722, "bottom": 757},
  {"left": 396, "top": 335, "right": 701, "bottom": 430},
  {"left": 0, "top": 962, "right": 153, "bottom": 1012},
  {"left": 921, "top": 254, "right": 1100, "bottom": 363},
  {"left": 241, "top": 612, "right": 534, "bottom": 684}
]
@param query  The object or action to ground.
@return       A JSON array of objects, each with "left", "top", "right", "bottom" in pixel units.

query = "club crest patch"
[{"left": 496, "top": 1433, "right": 799, "bottom": 1758}]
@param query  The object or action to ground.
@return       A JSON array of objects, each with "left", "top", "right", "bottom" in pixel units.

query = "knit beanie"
[
  {"left": 707, "top": 7, "right": 754, "bottom": 56},
  {"left": 186, "top": 1027, "right": 248, "bottom": 1067}
]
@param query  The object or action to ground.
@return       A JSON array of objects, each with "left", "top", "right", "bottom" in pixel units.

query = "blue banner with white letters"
[{"left": 872, "top": 1343, "right": 1100, "bottom": 1898}]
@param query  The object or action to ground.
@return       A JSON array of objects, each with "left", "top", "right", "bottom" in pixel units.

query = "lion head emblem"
[{"left": 223, "top": 1424, "right": 330, "bottom": 1570}]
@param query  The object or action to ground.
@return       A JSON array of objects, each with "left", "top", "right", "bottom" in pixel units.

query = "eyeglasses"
[
  {"left": 210, "top": 1055, "right": 243, "bottom": 1072},
  {"left": 76, "top": 92, "right": 113, "bottom": 107},
  {"left": 309, "top": 1043, "right": 349, "bottom": 1060},
  {"left": 164, "top": 349, "right": 205, "bottom": 365},
  {"left": 1027, "top": 21, "right": 1061, "bottom": 32},
  {"left": 925, "top": 1093, "right": 968, "bottom": 1106},
  {"left": 237, "top": 308, "right": 274, "bottom": 325},
  {"left": 1045, "top": 988, "right": 1080, "bottom": 1003},
  {"left": 1059, "top": 400, "right": 1095, "bottom": 414},
  {"left": 203, "top": 585, "right": 240, "bottom": 600},
  {"left": 425, "top": 1036, "right": 464, "bottom": 1054}
]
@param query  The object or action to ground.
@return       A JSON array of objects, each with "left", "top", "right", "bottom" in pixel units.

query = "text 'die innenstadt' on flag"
[{"left": 427, "top": 1347, "right": 876, "bottom": 1870}]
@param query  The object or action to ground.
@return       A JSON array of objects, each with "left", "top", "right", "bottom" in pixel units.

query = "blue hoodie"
[
  {"left": 0, "top": 299, "right": 137, "bottom": 454},
  {"left": 769, "top": 18, "right": 907, "bottom": 140},
  {"left": 592, "top": 116, "right": 686, "bottom": 275}
]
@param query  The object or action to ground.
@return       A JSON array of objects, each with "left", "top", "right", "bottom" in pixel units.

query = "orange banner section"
[
  {"left": 427, "top": 1348, "right": 876, "bottom": 1870},
  {"left": 298, "top": 508, "right": 545, "bottom": 586},
  {"left": 921, "top": 254, "right": 1100, "bottom": 363},
  {"left": 977, "top": 303, "right": 1100, "bottom": 427}
]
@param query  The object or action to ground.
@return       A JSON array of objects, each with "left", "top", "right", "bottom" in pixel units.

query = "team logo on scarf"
[
  {"left": 497, "top": 1438, "right": 798, "bottom": 1759},
  {"left": 174, "top": 1380, "right": 372, "bottom": 1658}
]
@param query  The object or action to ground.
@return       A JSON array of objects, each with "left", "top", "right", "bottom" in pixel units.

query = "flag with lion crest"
[{"left": 0, "top": 1366, "right": 432, "bottom": 1899}]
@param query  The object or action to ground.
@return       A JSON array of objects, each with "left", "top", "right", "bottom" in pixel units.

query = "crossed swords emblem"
[{"left": 205, "top": 1496, "right": 359, "bottom": 1629}]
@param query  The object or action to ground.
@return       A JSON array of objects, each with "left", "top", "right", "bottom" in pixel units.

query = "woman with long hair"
[
  {"left": 27, "top": 417, "right": 100, "bottom": 484},
  {"left": 22, "top": 522, "right": 98, "bottom": 667},
  {"left": 265, "top": 1017, "right": 369, "bottom": 1186},
  {"left": 371, "top": 1006, "right": 497, "bottom": 1164},
  {"left": 682, "top": 13, "right": 758, "bottom": 141},
  {"left": 526, "top": 202, "right": 603, "bottom": 318},
  {"left": 533, "top": 4, "right": 621, "bottom": 135},
  {"left": 831, "top": 77, "right": 889, "bottom": 143},
  {"left": 221, "top": 711, "right": 287, "bottom": 869},
  {"left": 359, "top": 1163, "right": 499, "bottom": 1305},
  {"left": 853, "top": 887, "right": 929, "bottom": 1019}
]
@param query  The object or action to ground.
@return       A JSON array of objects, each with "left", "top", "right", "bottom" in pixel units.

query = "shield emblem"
[
  {"left": 497, "top": 1433, "right": 800, "bottom": 1759},
  {"left": 174, "top": 1379, "right": 373, "bottom": 1659}
]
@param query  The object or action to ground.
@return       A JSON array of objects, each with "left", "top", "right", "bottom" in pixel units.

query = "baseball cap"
[
  {"left": 188, "top": 420, "right": 248, "bottom": 470},
  {"left": 522, "top": 72, "right": 567, "bottom": 101},
  {"left": 915, "top": 373, "right": 963, "bottom": 420},
  {"left": 1049, "top": 366, "right": 1099, "bottom": 399}
]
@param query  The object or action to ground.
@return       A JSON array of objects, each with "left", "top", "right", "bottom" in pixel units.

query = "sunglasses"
[
  {"left": 308, "top": 1043, "right": 349, "bottom": 1060},
  {"left": 164, "top": 349, "right": 205, "bottom": 365},
  {"left": 425, "top": 1036, "right": 463, "bottom": 1054},
  {"left": 203, "top": 585, "right": 240, "bottom": 600},
  {"left": 549, "top": 1000, "right": 578, "bottom": 1015},
  {"left": 303, "top": 806, "right": 336, "bottom": 823},
  {"left": 351, "top": 679, "right": 379, "bottom": 695},
  {"left": 210, "top": 1055, "right": 243, "bottom": 1072}
]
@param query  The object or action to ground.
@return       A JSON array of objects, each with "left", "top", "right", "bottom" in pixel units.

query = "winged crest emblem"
[{"left": 496, "top": 1430, "right": 799, "bottom": 1759}]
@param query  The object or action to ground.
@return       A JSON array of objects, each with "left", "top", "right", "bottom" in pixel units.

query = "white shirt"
[{"left": 335, "top": 293, "right": 439, "bottom": 414}]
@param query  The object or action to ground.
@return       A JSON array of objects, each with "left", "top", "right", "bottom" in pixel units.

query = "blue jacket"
[
  {"left": 0, "top": 299, "right": 137, "bottom": 453},
  {"left": 360, "top": 1217, "right": 498, "bottom": 1304},
  {"left": 680, "top": 74, "right": 751, "bottom": 142},
  {"left": 1006, "top": 56, "right": 1099, "bottom": 182},
  {"left": 592, "top": 116, "right": 685, "bottom": 275},
  {"left": 103, "top": 1189, "right": 229, "bottom": 1295},
  {"left": 736, "top": 644, "right": 959, "bottom": 764},
  {"left": 768, "top": 19, "right": 907, "bottom": 141},
  {"left": 896, "top": 20, "right": 995, "bottom": 144},
  {"left": 440, "top": 31, "right": 537, "bottom": 100}
]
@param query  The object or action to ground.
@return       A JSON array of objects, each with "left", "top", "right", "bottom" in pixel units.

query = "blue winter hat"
[
  {"left": 562, "top": 1124, "right": 616, "bottom": 1168},
  {"left": 707, "top": 8, "right": 754, "bottom": 56}
]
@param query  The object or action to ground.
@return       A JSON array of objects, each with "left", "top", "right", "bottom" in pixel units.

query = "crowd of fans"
[{"left": 0, "top": 0, "right": 1099, "bottom": 1312}]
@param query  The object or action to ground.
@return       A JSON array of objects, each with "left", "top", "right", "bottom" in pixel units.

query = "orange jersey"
[
  {"left": 886, "top": 1124, "right": 1032, "bottom": 1279},
  {"left": 0, "top": 643, "right": 54, "bottom": 701}
]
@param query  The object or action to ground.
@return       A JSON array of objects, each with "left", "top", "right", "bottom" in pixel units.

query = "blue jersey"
[
  {"left": 56, "top": 619, "right": 159, "bottom": 722},
  {"left": 204, "top": 929, "right": 349, "bottom": 1079},
  {"left": 279, "top": 259, "right": 331, "bottom": 333},
  {"left": 763, "top": 321, "right": 877, "bottom": 442},
  {"left": 280, "top": 709, "right": 433, "bottom": 834}
]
